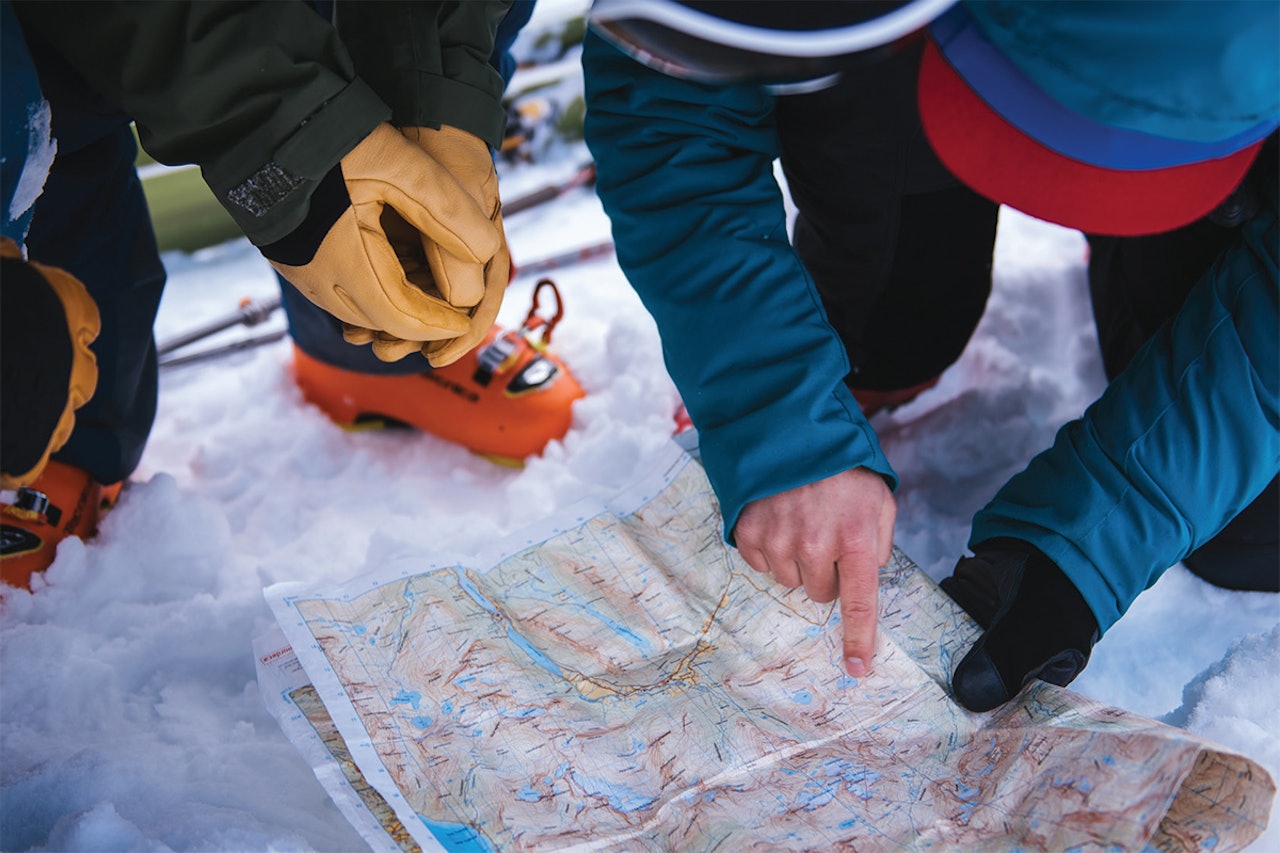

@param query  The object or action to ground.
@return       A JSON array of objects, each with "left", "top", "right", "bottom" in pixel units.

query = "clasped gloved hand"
[
  {"left": 940, "top": 538, "right": 1100, "bottom": 712},
  {"left": 263, "top": 122, "right": 508, "bottom": 368},
  {"left": 400, "top": 124, "right": 510, "bottom": 367}
]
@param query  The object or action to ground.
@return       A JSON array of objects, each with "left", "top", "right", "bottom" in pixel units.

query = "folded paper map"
[{"left": 261, "top": 445, "right": 1274, "bottom": 851}]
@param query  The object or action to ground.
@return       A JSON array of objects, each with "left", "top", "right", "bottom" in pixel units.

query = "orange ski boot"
[
  {"left": 1, "top": 460, "right": 120, "bottom": 588},
  {"left": 848, "top": 376, "right": 941, "bottom": 417},
  {"left": 293, "top": 280, "right": 584, "bottom": 465}
]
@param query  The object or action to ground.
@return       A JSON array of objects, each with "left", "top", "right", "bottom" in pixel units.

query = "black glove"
[
  {"left": 940, "top": 538, "right": 1100, "bottom": 712},
  {"left": 1, "top": 238, "right": 100, "bottom": 489}
]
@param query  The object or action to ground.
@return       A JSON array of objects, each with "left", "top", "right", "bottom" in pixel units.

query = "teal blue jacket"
[
  {"left": 583, "top": 4, "right": 1278, "bottom": 631},
  {"left": 583, "top": 32, "right": 898, "bottom": 546},
  {"left": 973, "top": 171, "right": 1277, "bottom": 629}
]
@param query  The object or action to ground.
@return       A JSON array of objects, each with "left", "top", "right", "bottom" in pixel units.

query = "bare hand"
[{"left": 733, "top": 468, "right": 896, "bottom": 678}]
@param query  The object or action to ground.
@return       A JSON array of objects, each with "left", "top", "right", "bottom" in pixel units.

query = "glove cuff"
[{"left": 258, "top": 165, "right": 350, "bottom": 267}]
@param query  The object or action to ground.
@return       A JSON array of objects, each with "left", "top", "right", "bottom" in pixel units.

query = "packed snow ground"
[{"left": 3, "top": 8, "right": 1278, "bottom": 852}]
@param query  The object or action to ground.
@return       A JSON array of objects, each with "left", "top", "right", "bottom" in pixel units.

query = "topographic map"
[{"left": 262, "top": 445, "right": 1274, "bottom": 852}]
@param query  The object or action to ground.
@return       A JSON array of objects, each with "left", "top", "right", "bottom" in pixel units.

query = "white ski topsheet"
[{"left": 262, "top": 443, "right": 1274, "bottom": 852}]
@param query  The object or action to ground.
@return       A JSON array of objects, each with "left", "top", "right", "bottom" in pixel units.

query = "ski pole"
[
  {"left": 503, "top": 162, "right": 596, "bottom": 217},
  {"left": 512, "top": 239, "right": 615, "bottom": 278},
  {"left": 157, "top": 295, "right": 282, "bottom": 356},
  {"left": 157, "top": 238, "right": 615, "bottom": 368},
  {"left": 158, "top": 328, "right": 289, "bottom": 369}
]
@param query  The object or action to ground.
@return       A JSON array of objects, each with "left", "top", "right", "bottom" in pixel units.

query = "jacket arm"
[
  {"left": 582, "top": 32, "right": 897, "bottom": 542},
  {"left": 14, "top": 0, "right": 390, "bottom": 245},
  {"left": 333, "top": 0, "right": 510, "bottom": 147},
  {"left": 972, "top": 185, "right": 1280, "bottom": 630}
]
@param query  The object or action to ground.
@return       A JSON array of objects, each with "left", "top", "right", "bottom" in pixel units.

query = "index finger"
[{"left": 838, "top": 554, "right": 880, "bottom": 678}]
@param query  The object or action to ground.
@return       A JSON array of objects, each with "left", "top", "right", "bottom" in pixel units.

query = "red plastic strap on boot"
[
  {"left": 520, "top": 279, "right": 565, "bottom": 349},
  {"left": 848, "top": 376, "right": 941, "bottom": 417}
]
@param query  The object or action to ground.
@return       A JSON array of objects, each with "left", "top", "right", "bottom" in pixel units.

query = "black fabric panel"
[
  {"left": 258, "top": 165, "right": 350, "bottom": 266},
  {"left": 1, "top": 257, "right": 75, "bottom": 478},
  {"left": 777, "top": 41, "right": 998, "bottom": 390}
]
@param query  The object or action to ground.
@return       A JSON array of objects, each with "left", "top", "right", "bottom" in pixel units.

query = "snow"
[
  {"left": 3, "top": 156, "right": 1276, "bottom": 853},
  {"left": 7, "top": 99, "right": 56, "bottom": 228},
  {"left": 3, "top": 6, "right": 1278, "bottom": 848}
]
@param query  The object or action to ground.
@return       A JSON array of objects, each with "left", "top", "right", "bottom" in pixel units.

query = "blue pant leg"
[
  {"left": 3, "top": 0, "right": 163, "bottom": 485},
  {"left": 26, "top": 125, "right": 166, "bottom": 485},
  {"left": 1, "top": 0, "right": 51, "bottom": 246},
  {"left": 492, "top": 0, "right": 536, "bottom": 85},
  {"left": 280, "top": 274, "right": 430, "bottom": 373}
]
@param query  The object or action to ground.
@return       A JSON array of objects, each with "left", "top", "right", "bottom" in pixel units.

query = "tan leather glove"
[
  {"left": 1, "top": 237, "right": 101, "bottom": 489},
  {"left": 264, "top": 122, "right": 502, "bottom": 356},
  {"left": 342, "top": 125, "right": 511, "bottom": 366},
  {"left": 405, "top": 125, "right": 510, "bottom": 367}
]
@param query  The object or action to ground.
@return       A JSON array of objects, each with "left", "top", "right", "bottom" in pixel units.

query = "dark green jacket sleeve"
[
  {"left": 582, "top": 32, "right": 898, "bottom": 543},
  {"left": 14, "top": 0, "right": 390, "bottom": 246},
  {"left": 335, "top": 0, "right": 511, "bottom": 148}
]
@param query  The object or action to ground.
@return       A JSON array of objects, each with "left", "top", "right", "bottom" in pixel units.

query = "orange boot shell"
[
  {"left": 1, "top": 460, "right": 119, "bottom": 588},
  {"left": 292, "top": 325, "right": 583, "bottom": 465}
]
